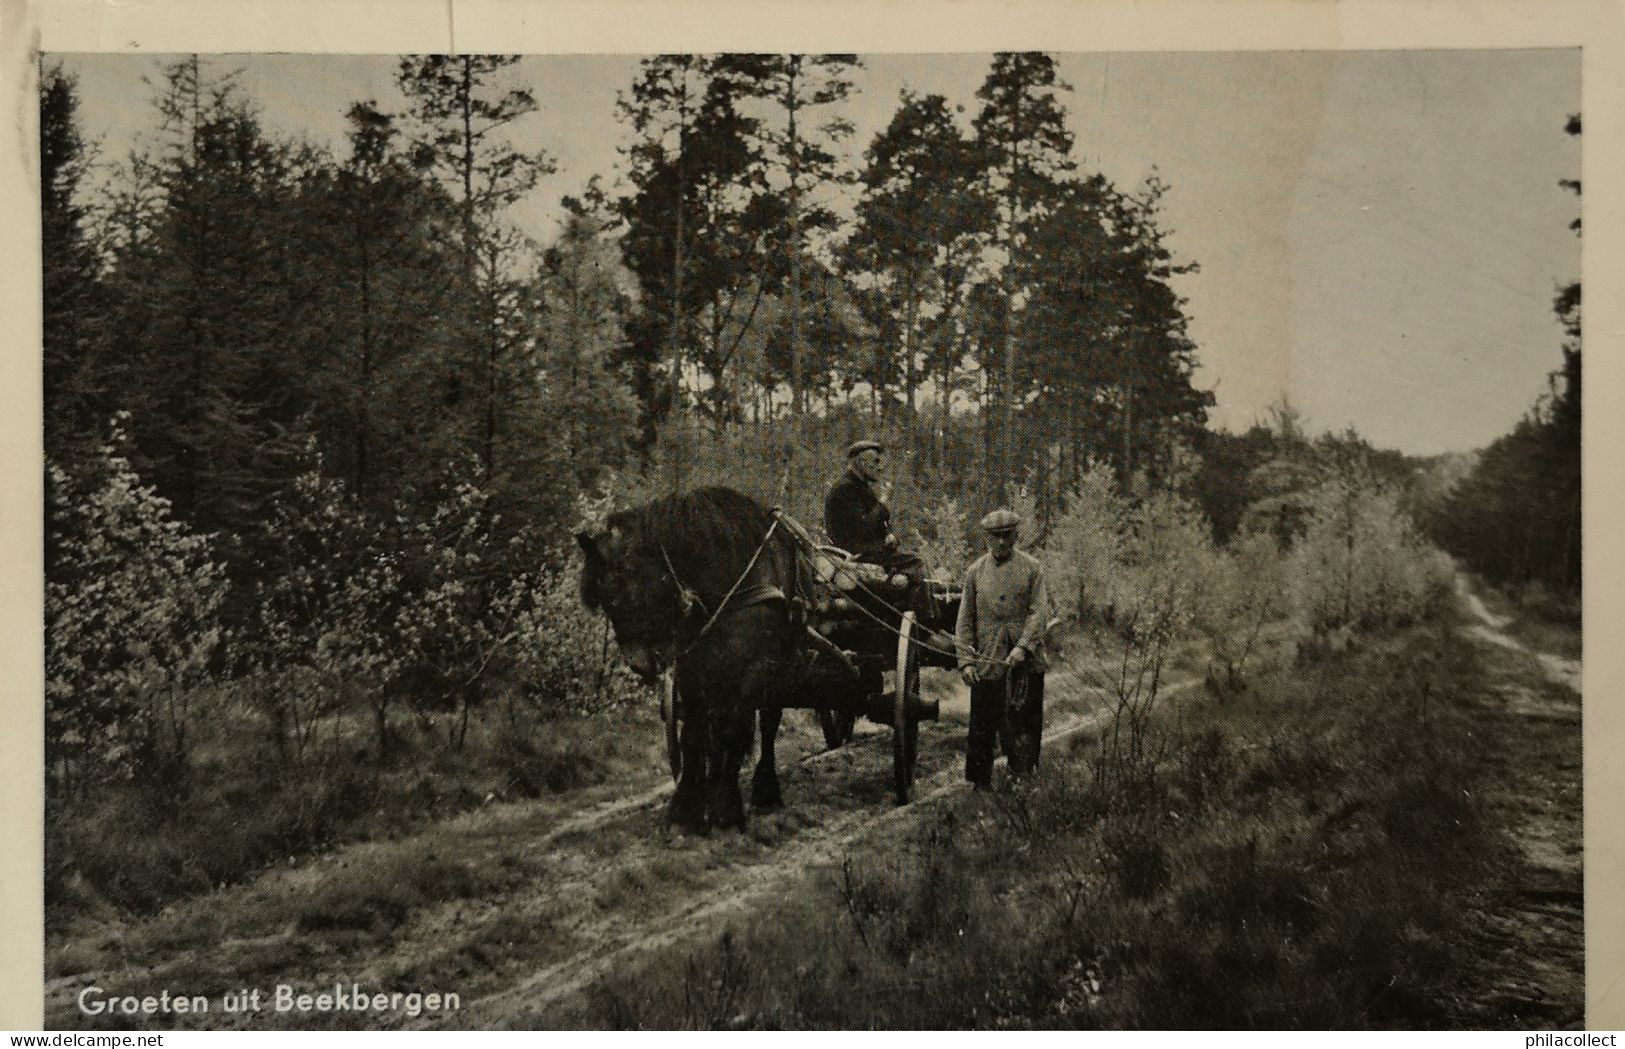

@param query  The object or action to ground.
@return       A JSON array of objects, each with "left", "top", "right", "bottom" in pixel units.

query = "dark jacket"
[{"left": 824, "top": 468, "right": 891, "bottom": 556}]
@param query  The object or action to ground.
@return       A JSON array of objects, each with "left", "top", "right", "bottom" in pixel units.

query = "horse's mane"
[{"left": 606, "top": 486, "right": 798, "bottom": 603}]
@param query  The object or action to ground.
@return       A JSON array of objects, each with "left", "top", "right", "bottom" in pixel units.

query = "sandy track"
[
  {"left": 454, "top": 673, "right": 1201, "bottom": 1029},
  {"left": 1446, "top": 573, "right": 1583, "bottom": 1027}
]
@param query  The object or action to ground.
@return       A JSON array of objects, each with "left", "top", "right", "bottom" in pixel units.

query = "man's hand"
[
  {"left": 959, "top": 665, "right": 978, "bottom": 686},
  {"left": 1009, "top": 645, "right": 1027, "bottom": 665}
]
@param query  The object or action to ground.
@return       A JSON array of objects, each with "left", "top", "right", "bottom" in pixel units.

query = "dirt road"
[
  {"left": 1444, "top": 575, "right": 1583, "bottom": 1027},
  {"left": 46, "top": 652, "right": 1194, "bottom": 1030}
]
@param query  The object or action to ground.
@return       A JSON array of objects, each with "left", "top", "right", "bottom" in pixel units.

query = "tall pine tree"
[{"left": 972, "top": 52, "right": 1075, "bottom": 503}]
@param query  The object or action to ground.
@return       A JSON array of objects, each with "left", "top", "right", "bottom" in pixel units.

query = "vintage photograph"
[{"left": 35, "top": 46, "right": 1582, "bottom": 1028}]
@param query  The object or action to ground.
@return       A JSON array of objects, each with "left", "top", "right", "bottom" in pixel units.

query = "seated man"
[{"left": 824, "top": 439, "right": 930, "bottom": 610}]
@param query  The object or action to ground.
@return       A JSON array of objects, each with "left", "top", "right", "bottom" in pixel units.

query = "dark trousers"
[
  {"left": 966, "top": 668, "right": 1045, "bottom": 786},
  {"left": 859, "top": 547, "right": 934, "bottom": 618}
]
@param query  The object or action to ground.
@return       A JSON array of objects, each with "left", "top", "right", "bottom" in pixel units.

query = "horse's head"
[{"left": 577, "top": 525, "right": 685, "bottom": 684}]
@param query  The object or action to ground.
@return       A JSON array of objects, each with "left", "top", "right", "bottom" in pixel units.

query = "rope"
[
  {"left": 784, "top": 524, "right": 1010, "bottom": 669},
  {"left": 694, "top": 518, "right": 780, "bottom": 642},
  {"left": 660, "top": 518, "right": 784, "bottom": 655},
  {"left": 774, "top": 508, "right": 1122, "bottom": 693}
]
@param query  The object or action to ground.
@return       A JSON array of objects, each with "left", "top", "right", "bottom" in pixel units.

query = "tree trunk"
[{"left": 786, "top": 58, "right": 803, "bottom": 416}]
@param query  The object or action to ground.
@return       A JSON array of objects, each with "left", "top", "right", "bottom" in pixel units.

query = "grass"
[
  {"left": 45, "top": 692, "right": 667, "bottom": 931},
  {"left": 572, "top": 616, "right": 1505, "bottom": 1029}
]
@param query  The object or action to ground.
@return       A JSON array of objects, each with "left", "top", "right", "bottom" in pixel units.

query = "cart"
[{"left": 659, "top": 508, "right": 962, "bottom": 805}]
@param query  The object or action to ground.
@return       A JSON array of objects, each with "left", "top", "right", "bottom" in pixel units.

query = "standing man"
[
  {"left": 824, "top": 439, "right": 927, "bottom": 582},
  {"left": 956, "top": 509, "right": 1051, "bottom": 789}
]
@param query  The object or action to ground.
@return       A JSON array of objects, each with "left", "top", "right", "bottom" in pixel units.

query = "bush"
[
  {"left": 1195, "top": 532, "right": 1286, "bottom": 694},
  {"left": 1044, "top": 465, "right": 1219, "bottom": 648},
  {"left": 507, "top": 563, "right": 643, "bottom": 719},
  {"left": 246, "top": 454, "right": 405, "bottom": 760},
  {"left": 45, "top": 417, "right": 231, "bottom": 794},
  {"left": 1290, "top": 472, "right": 1453, "bottom": 639}
]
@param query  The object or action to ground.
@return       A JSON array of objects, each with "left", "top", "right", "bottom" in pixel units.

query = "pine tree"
[
  {"left": 849, "top": 90, "right": 991, "bottom": 442},
  {"left": 619, "top": 61, "right": 770, "bottom": 435},
  {"left": 40, "top": 63, "right": 110, "bottom": 473},
  {"left": 534, "top": 191, "right": 641, "bottom": 487},
  {"left": 972, "top": 52, "right": 1076, "bottom": 502},
  {"left": 106, "top": 57, "right": 311, "bottom": 554},
  {"left": 396, "top": 56, "right": 555, "bottom": 491},
  {"left": 291, "top": 100, "right": 466, "bottom": 507},
  {"left": 616, "top": 54, "right": 711, "bottom": 431},
  {"left": 724, "top": 54, "right": 861, "bottom": 414}
]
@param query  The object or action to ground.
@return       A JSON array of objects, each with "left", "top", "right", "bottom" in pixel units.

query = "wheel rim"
[
  {"left": 894, "top": 612, "right": 921, "bottom": 804},
  {"left": 661, "top": 671, "right": 681, "bottom": 783}
]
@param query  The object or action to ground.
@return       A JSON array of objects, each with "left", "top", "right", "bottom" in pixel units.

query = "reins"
[{"left": 659, "top": 517, "right": 783, "bottom": 653}]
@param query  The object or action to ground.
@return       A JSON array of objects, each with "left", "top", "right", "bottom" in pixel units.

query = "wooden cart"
[{"left": 659, "top": 510, "right": 962, "bottom": 805}]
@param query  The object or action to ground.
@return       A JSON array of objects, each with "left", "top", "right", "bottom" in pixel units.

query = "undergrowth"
[{"left": 44, "top": 703, "right": 664, "bottom": 929}]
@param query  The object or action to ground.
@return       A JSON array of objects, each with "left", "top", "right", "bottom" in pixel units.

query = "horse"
[{"left": 576, "top": 486, "right": 806, "bottom": 832}]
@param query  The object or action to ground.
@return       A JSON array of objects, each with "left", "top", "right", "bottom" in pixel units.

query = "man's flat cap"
[
  {"left": 979, "top": 508, "right": 1021, "bottom": 533},
  {"left": 847, "top": 439, "right": 884, "bottom": 458}
]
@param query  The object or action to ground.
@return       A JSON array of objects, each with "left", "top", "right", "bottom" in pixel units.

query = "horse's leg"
[
  {"left": 668, "top": 689, "right": 708, "bottom": 833},
  {"left": 752, "top": 704, "right": 784, "bottom": 812},
  {"left": 706, "top": 701, "right": 751, "bottom": 831}
]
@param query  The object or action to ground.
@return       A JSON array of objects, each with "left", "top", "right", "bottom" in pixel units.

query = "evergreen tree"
[
  {"left": 396, "top": 56, "right": 555, "bottom": 492},
  {"left": 1429, "top": 113, "right": 1581, "bottom": 597},
  {"left": 291, "top": 100, "right": 466, "bottom": 507},
  {"left": 40, "top": 63, "right": 110, "bottom": 473},
  {"left": 615, "top": 54, "right": 711, "bottom": 433},
  {"left": 848, "top": 90, "right": 991, "bottom": 441},
  {"left": 619, "top": 61, "right": 771, "bottom": 436},
  {"left": 534, "top": 193, "right": 641, "bottom": 487},
  {"left": 972, "top": 52, "right": 1076, "bottom": 500},
  {"left": 725, "top": 54, "right": 861, "bottom": 414},
  {"left": 105, "top": 58, "right": 313, "bottom": 554}
]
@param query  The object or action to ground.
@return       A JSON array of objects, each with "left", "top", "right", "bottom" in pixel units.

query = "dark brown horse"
[{"left": 576, "top": 487, "right": 806, "bottom": 831}]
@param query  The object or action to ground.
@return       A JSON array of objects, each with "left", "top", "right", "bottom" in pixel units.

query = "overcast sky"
[{"left": 54, "top": 49, "right": 1580, "bottom": 456}]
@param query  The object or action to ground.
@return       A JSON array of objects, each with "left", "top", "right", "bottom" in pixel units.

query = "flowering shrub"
[
  {"left": 45, "top": 418, "right": 230, "bottom": 792},
  {"left": 248, "top": 456, "right": 404, "bottom": 759},
  {"left": 1045, "top": 464, "right": 1217, "bottom": 645},
  {"left": 503, "top": 483, "right": 643, "bottom": 717},
  {"left": 389, "top": 477, "right": 535, "bottom": 746},
  {"left": 1289, "top": 473, "right": 1453, "bottom": 640},
  {"left": 508, "top": 563, "right": 643, "bottom": 718}
]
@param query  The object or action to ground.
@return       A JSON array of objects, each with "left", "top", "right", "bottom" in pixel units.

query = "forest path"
[
  {"left": 1456, "top": 573, "right": 1581, "bottom": 691},
  {"left": 1443, "top": 573, "right": 1583, "bottom": 1027},
  {"left": 429, "top": 663, "right": 1202, "bottom": 1029}
]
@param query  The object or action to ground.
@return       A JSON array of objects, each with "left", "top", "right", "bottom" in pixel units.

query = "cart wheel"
[
  {"left": 817, "top": 707, "right": 856, "bottom": 750},
  {"left": 894, "top": 612, "right": 922, "bottom": 804},
  {"left": 660, "top": 671, "right": 681, "bottom": 783}
]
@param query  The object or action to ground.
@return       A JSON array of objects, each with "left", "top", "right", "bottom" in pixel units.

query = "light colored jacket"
[{"left": 955, "top": 549, "right": 1052, "bottom": 680}]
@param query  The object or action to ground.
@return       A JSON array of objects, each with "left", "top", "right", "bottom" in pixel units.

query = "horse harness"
[{"left": 659, "top": 518, "right": 791, "bottom": 653}]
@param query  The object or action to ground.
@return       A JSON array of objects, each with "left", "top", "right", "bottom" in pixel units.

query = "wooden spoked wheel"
[
  {"left": 893, "top": 612, "right": 922, "bottom": 804},
  {"left": 660, "top": 670, "right": 681, "bottom": 783}
]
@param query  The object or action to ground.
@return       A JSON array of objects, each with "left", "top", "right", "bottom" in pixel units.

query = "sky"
[{"left": 53, "top": 49, "right": 1581, "bottom": 456}]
